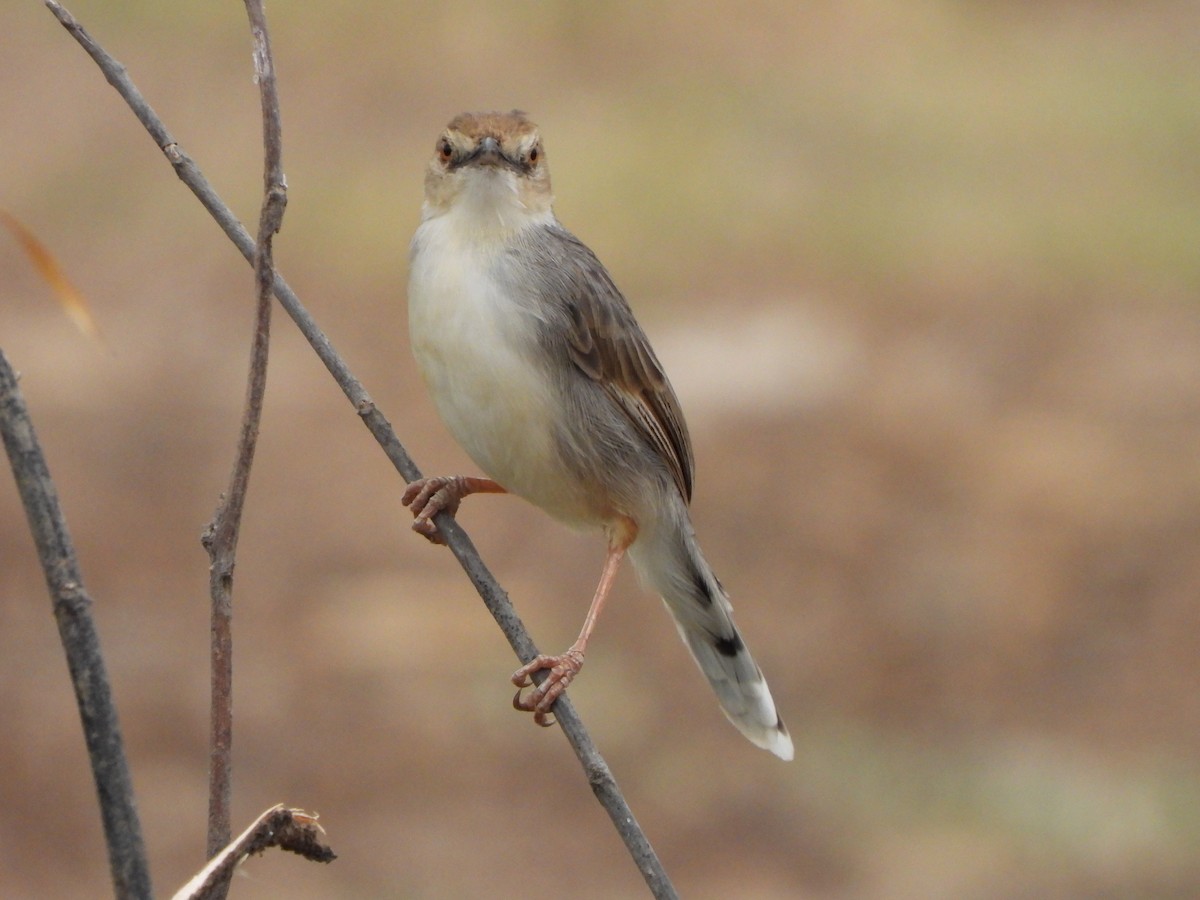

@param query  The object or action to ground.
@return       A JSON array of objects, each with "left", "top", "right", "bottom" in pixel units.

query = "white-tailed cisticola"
[{"left": 404, "top": 110, "right": 792, "bottom": 760}]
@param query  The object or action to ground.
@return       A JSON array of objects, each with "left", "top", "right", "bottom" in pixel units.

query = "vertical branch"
[
  {"left": 198, "top": 0, "right": 286, "bottom": 876},
  {"left": 0, "top": 349, "right": 153, "bottom": 899}
]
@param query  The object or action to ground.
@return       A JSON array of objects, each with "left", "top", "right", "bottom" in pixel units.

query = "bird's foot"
[
  {"left": 402, "top": 475, "right": 505, "bottom": 544},
  {"left": 511, "top": 649, "right": 585, "bottom": 727},
  {"left": 401, "top": 475, "right": 470, "bottom": 544}
]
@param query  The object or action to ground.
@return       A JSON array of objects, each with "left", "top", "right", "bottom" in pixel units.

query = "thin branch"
[
  {"left": 197, "top": 0, "right": 288, "bottom": 886},
  {"left": 172, "top": 805, "right": 334, "bottom": 900},
  {"left": 43, "top": 3, "right": 678, "bottom": 897},
  {"left": 0, "top": 349, "right": 153, "bottom": 900}
]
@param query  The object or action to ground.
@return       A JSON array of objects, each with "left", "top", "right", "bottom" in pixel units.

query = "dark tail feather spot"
[
  {"left": 692, "top": 568, "right": 714, "bottom": 606},
  {"left": 714, "top": 632, "right": 744, "bottom": 657}
]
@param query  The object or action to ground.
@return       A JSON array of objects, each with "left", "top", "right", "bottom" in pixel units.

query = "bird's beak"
[{"left": 473, "top": 136, "right": 504, "bottom": 168}]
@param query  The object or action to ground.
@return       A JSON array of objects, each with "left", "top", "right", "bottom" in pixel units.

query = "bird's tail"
[{"left": 628, "top": 499, "right": 793, "bottom": 761}]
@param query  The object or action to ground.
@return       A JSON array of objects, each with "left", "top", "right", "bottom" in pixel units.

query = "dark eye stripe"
[{"left": 448, "top": 142, "right": 535, "bottom": 175}]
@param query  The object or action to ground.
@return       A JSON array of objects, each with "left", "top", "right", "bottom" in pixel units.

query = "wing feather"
[{"left": 538, "top": 227, "right": 695, "bottom": 502}]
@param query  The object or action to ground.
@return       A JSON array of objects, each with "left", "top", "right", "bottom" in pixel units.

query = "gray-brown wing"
[{"left": 541, "top": 228, "right": 695, "bottom": 502}]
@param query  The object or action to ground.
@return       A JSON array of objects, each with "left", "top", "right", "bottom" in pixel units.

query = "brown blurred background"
[{"left": 3, "top": 1, "right": 1200, "bottom": 897}]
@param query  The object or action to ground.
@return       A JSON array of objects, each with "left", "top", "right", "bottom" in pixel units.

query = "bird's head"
[{"left": 422, "top": 110, "right": 554, "bottom": 230}]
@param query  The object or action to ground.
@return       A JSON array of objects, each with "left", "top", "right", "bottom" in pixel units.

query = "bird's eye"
[
  {"left": 528, "top": 145, "right": 540, "bottom": 164},
  {"left": 438, "top": 139, "right": 453, "bottom": 162}
]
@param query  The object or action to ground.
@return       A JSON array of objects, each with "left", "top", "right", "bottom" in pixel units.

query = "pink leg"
[
  {"left": 512, "top": 518, "right": 637, "bottom": 726},
  {"left": 401, "top": 475, "right": 505, "bottom": 544}
]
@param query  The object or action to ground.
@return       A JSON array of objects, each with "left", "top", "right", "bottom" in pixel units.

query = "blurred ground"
[{"left": 3, "top": 1, "right": 1200, "bottom": 898}]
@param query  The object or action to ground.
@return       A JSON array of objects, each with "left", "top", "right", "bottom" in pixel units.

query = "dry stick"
[
  {"left": 43, "top": 4, "right": 678, "bottom": 897},
  {"left": 173, "top": 805, "right": 334, "bottom": 900},
  {"left": 0, "top": 349, "right": 153, "bottom": 900},
  {"left": 196, "top": 0, "right": 287, "bottom": 885}
]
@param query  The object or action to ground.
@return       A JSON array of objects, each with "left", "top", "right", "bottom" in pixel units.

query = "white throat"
[{"left": 425, "top": 168, "right": 554, "bottom": 239}]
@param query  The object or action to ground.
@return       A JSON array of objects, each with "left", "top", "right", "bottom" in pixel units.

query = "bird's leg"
[
  {"left": 512, "top": 518, "right": 637, "bottom": 726},
  {"left": 401, "top": 475, "right": 506, "bottom": 544}
]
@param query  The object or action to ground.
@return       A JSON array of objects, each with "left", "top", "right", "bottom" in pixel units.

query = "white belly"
[{"left": 408, "top": 219, "right": 591, "bottom": 524}]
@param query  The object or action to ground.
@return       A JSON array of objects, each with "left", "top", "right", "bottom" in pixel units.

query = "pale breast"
[{"left": 408, "top": 218, "right": 597, "bottom": 525}]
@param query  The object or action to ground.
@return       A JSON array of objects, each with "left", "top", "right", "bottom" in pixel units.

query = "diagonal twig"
[
  {"left": 197, "top": 0, "right": 288, "bottom": 890},
  {"left": 172, "top": 805, "right": 334, "bottom": 900},
  {"left": 0, "top": 349, "right": 153, "bottom": 900},
  {"left": 43, "top": 3, "right": 678, "bottom": 897}
]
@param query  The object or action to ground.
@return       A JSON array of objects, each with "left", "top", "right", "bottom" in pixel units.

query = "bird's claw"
[
  {"left": 510, "top": 649, "right": 585, "bottom": 727},
  {"left": 401, "top": 476, "right": 467, "bottom": 545},
  {"left": 511, "top": 690, "right": 557, "bottom": 727}
]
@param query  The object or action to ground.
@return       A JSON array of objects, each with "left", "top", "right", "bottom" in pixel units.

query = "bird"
[{"left": 403, "top": 110, "right": 793, "bottom": 760}]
